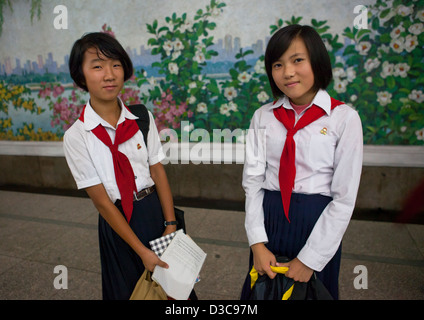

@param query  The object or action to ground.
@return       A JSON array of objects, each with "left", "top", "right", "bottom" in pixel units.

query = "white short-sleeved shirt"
[
  {"left": 63, "top": 98, "right": 165, "bottom": 203},
  {"left": 243, "top": 89, "right": 363, "bottom": 271}
]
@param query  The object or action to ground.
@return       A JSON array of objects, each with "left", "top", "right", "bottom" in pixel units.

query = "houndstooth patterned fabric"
[{"left": 149, "top": 229, "right": 183, "bottom": 257}]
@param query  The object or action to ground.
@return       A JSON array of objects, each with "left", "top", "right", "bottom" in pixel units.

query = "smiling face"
[
  {"left": 271, "top": 37, "right": 316, "bottom": 105},
  {"left": 81, "top": 47, "right": 124, "bottom": 107}
]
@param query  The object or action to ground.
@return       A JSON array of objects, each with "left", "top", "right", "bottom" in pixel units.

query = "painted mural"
[{"left": 0, "top": 0, "right": 423, "bottom": 145}]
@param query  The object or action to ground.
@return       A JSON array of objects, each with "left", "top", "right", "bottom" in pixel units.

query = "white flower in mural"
[
  {"left": 333, "top": 67, "right": 346, "bottom": 78},
  {"left": 193, "top": 50, "right": 206, "bottom": 64},
  {"left": 257, "top": 91, "right": 269, "bottom": 103},
  {"left": 408, "top": 90, "right": 424, "bottom": 103},
  {"left": 228, "top": 101, "right": 238, "bottom": 112},
  {"left": 364, "top": 58, "right": 381, "bottom": 72},
  {"left": 396, "top": 5, "right": 414, "bottom": 17},
  {"left": 188, "top": 82, "right": 197, "bottom": 89},
  {"left": 377, "top": 91, "right": 392, "bottom": 106},
  {"left": 172, "top": 39, "right": 184, "bottom": 51},
  {"left": 416, "top": 9, "right": 424, "bottom": 22},
  {"left": 195, "top": 42, "right": 206, "bottom": 52},
  {"left": 334, "top": 78, "right": 348, "bottom": 93},
  {"left": 179, "top": 21, "right": 192, "bottom": 33},
  {"left": 163, "top": 40, "right": 173, "bottom": 56},
  {"left": 238, "top": 71, "right": 252, "bottom": 83},
  {"left": 378, "top": 44, "right": 390, "bottom": 57},
  {"left": 346, "top": 67, "right": 356, "bottom": 82},
  {"left": 168, "top": 62, "right": 179, "bottom": 75},
  {"left": 220, "top": 103, "right": 231, "bottom": 116},
  {"left": 182, "top": 123, "right": 194, "bottom": 132},
  {"left": 254, "top": 60, "right": 265, "bottom": 74},
  {"left": 408, "top": 23, "right": 423, "bottom": 35},
  {"left": 224, "top": 87, "right": 237, "bottom": 100},
  {"left": 390, "top": 37, "right": 405, "bottom": 53},
  {"left": 404, "top": 34, "right": 418, "bottom": 52},
  {"left": 188, "top": 95, "right": 196, "bottom": 104},
  {"left": 147, "top": 76, "right": 158, "bottom": 86},
  {"left": 350, "top": 95, "right": 358, "bottom": 102},
  {"left": 416, "top": 128, "right": 424, "bottom": 141},
  {"left": 196, "top": 102, "right": 208, "bottom": 113},
  {"left": 390, "top": 24, "right": 404, "bottom": 38},
  {"left": 380, "top": 61, "right": 394, "bottom": 79},
  {"left": 393, "top": 63, "right": 410, "bottom": 78},
  {"left": 355, "top": 41, "right": 372, "bottom": 55},
  {"left": 366, "top": 76, "right": 373, "bottom": 83},
  {"left": 171, "top": 50, "right": 181, "bottom": 60}
]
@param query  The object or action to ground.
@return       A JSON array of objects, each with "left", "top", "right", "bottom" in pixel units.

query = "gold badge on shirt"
[{"left": 320, "top": 127, "right": 328, "bottom": 135}]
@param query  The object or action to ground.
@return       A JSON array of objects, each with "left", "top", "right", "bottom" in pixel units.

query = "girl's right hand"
[
  {"left": 251, "top": 243, "right": 277, "bottom": 279},
  {"left": 140, "top": 249, "right": 169, "bottom": 272}
]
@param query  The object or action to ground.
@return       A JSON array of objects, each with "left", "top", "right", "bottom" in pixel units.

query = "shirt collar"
[
  {"left": 82, "top": 98, "right": 138, "bottom": 131},
  {"left": 269, "top": 89, "right": 332, "bottom": 115}
]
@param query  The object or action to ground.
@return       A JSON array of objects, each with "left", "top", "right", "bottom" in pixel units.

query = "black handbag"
[
  {"left": 174, "top": 207, "right": 186, "bottom": 233},
  {"left": 249, "top": 256, "right": 333, "bottom": 300}
]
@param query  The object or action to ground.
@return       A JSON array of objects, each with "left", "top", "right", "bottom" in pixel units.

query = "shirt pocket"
[{"left": 308, "top": 134, "right": 337, "bottom": 171}]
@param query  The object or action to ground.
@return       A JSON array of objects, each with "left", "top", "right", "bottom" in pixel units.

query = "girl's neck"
[
  {"left": 289, "top": 100, "right": 310, "bottom": 115},
  {"left": 90, "top": 98, "right": 122, "bottom": 128}
]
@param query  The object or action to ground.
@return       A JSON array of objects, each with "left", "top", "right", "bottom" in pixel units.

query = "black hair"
[
  {"left": 264, "top": 24, "right": 333, "bottom": 99},
  {"left": 69, "top": 32, "right": 133, "bottom": 92}
]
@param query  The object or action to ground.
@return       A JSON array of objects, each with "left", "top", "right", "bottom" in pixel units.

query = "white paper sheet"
[{"left": 152, "top": 232, "right": 206, "bottom": 300}]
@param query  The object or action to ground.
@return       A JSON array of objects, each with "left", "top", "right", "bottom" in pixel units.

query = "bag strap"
[{"left": 128, "top": 104, "right": 150, "bottom": 148}]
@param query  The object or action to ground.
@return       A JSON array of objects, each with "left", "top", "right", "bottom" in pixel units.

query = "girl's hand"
[
  {"left": 140, "top": 248, "right": 168, "bottom": 272},
  {"left": 277, "top": 257, "right": 313, "bottom": 282},
  {"left": 162, "top": 224, "right": 177, "bottom": 236},
  {"left": 251, "top": 243, "right": 277, "bottom": 279}
]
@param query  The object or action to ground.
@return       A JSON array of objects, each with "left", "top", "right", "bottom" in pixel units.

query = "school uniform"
[
  {"left": 241, "top": 89, "right": 363, "bottom": 299},
  {"left": 63, "top": 98, "right": 166, "bottom": 299}
]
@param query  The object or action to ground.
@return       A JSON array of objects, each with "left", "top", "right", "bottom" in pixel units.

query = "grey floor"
[{"left": 0, "top": 190, "right": 423, "bottom": 300}]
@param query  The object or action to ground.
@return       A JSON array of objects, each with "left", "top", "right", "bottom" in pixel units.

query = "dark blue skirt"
[
  {"left": 98, "top": 190, "right": 165, "bottom": 300},
  {"left": 240, "top": 190, "right": 342, "bottom": 300}
]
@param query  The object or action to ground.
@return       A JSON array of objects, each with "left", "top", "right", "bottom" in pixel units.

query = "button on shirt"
[
  {"left": 63, "top": 99, "right": 165, "bottom": 204},
  {"left": 243, "top": 90, "right": 363, "bottom": 271}
]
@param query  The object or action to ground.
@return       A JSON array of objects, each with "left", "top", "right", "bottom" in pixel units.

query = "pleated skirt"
[
  {"left": 98, "top": 190, "right": 165, "bottom": 300},
  {"left": 240, "top": 190, "right": 342, "bottom": 300}
]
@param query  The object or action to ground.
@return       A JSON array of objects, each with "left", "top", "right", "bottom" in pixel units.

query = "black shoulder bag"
[{"left": 128, "top": 104, "right": 186, "bottom": 233}]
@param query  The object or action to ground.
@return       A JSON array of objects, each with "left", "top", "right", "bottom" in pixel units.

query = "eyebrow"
[
  {"left": 89, "top": 57, "right": 105, "bottom": 64},
  {"left": 289, "top": 52, "right": 307, "bottom": 59}
]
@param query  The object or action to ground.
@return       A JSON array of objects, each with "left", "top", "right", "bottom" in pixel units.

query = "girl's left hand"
[{"left": 277, "top": 257, "right": 314, "bottom": 282}]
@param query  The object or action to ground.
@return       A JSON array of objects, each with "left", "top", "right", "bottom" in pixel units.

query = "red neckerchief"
[
  {"left": 79, "top": 105, "right": 139, "bottom": 222},
  {"left": 273, "top": 97, "right": 344, "bottom": 222}
]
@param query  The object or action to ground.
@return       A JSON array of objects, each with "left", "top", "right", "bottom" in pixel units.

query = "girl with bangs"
[
  {"left": 64, "top": 32, "right": 183, "bottom": 300},
  {"left": 241, "top": 25, "right": 363, "bottom": 300}
]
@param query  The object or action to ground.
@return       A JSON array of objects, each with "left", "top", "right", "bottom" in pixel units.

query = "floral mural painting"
[{"left": 0, "top": 0, "right": 423, "bottom": 145}]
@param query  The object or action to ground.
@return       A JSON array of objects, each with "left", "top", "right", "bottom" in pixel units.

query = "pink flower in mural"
[
  {"left": 153, "top": 90, "right": 192, "bottom": 131},
  {"left": 52, "top": 84, "right": 65, "bottom": 98},
  {"left": 119, "top": 87, "right": 141, "bottom": 105},
  {"left": 102, "top": 24, "right": 115, "bottom": 38},
  {"left": 38, "top": 83, "right": 52, "bottom": 99}
]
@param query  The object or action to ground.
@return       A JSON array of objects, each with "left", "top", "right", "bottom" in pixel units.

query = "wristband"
[{"left": 164, "top": 220, "right": 177, "bottom": 227}]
